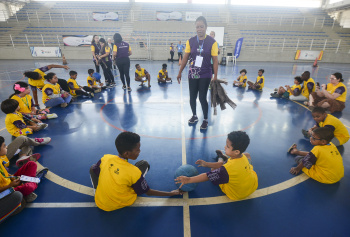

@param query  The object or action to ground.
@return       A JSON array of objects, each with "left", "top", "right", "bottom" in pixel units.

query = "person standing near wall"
[
  {"left": 177, "top": 41, "right": 185, "bottom": 65},
  {"left": 170, "top": 43, "right": 175, "bottom": 62},
  {"left": 113, "top": 33, "right": 132, "bottom": 92},
  {"left": 91, "top": 35, "right": 101, "bottom": 74},
  {"left": 177, "top": 16, "right": 219, "bottom": 130},
  {"left": 107, "top": 38, "right": 118, "bottom": 76}
]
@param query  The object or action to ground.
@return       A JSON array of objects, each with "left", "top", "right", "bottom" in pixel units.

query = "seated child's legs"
[
  {"left": 0, "top": 191, "right": 24, "bottom": 220},
  {"left": 45, "top": 97, "right": 65, "bottom": 107},
  {"left": 64, "top": 94, "right": 72, "bottom": 104},
  {"left": 83, "top": 86, "right": 94, "bottom": 93},
  {"left": 6, "top": 136, "right": 34, "bottom": 160},
  {"left": 13, "top": 161, "right": 38, "bottom": 196},
  {"left": 294, "top": 155, "right": 304, "bottom": 164},
  {"left": 247, "top": 81, "right": 253, "bottom": 88}
]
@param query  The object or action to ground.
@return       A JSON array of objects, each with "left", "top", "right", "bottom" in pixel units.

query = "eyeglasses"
[{"left": 311, "top": 135, "right": 322, "bottom": 141}]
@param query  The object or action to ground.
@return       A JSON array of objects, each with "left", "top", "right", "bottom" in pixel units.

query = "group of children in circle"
[{"left": 0, "top": 61, "right": 349, "bottom": 213}]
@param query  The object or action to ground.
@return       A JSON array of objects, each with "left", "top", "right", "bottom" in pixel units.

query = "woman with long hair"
[
  {"left": 98, "top": 38, "right": 115, "bottom": 87},
  {"left": 113, "top": 33, "right": 132, "bottom": 91},
  {"left": 91, "top": 35, "right": 101, "bottom": 74}
]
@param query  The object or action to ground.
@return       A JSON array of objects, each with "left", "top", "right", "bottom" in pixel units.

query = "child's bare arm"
[
  {"left": 146, "top": 189, "right": 183, "bottom": 196},
  {"left": 195, "top": 159, "right": 223, "bottom": 169},
  {"left": 290, "top": 162, "right": 304, "bottom": 175},
  {"left": 175, "top": 173, "right": 209, "bottom": 189}
]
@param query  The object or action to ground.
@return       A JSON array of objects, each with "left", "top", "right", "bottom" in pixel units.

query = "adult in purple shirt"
[
  {"left": 177, "top": 16, "right": 219, "bottom": 130},
  {"left": 112, "top": 33, "right": 132, "bottom": 92}
]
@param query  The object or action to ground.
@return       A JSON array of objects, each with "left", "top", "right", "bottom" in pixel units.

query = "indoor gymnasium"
[{"left": 0, "top": 0, "right": 349, "bottom": 236}]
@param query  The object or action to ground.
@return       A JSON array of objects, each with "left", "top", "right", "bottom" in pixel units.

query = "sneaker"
[
  {"left": 122, "top": 85, "right": 126, "bottom": 90},
  {"left": 16, "top": 153, "right": 41, "bottom": 167},
  {"left": 89, "top": 92, "right": 94, "bottom": 98},
  {"left": 301, "top": 129, "right": 311, "bottom": 139},
  {"left": 35, "top": 105, "right": 41, "bottom": 110},
  {"left": 188, "top": 115, "right": 198, "bottom": 124},
  {"left": 46, "top": 113, "right": 58, "bottom": 119},
  {"left": 35, "top": 137, "right": 51, "bottom": 145},
  {"left": 274, "top": 88, "right": 278, "bottom": 92},
  {"left": 36, "top": 167, "right": 49, "bottom": 180},
  {"left": 61, "top": 103, "right": 68, "bottom": 108},
  {"left": 24, "top": 192, "right": 37, "bottom": 203},
  {"left": 270, "top": 93, "right": 280, "bottom": 98},
  {"left": 200, "top": 120, "right": 208, "bottom": 130},
  {"left": 127, "top": 87, "right": 132, "bottom": 92},
  {"left": 37, "top": 123, "right": 48, "bottom": 130}
]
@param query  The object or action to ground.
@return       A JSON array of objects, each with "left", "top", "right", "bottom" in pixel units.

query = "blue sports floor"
[{"left": 0, "top": 60, "right": 349, "bottom": 237}]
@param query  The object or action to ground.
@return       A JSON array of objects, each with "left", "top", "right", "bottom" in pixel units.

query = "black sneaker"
[
  {"left": 270, "top": 93, "right": 280, "bottom": 98},
  {"left": 36, "top": 167, "right": 49, "bottom": 180},
  {"left": 200, "top": 120, "right": 208, "bottom": 130},
  {"left": 188, "top": 116, "right": 198, "bottom": 124},
  {"left": 122, "top": 85, "right": 126, "bottom": 90},
  {"left": 128, "top": 87, "right": 132, "bottom": 92}
]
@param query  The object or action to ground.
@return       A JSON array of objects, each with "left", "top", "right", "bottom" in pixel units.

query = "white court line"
[{"left": 26, "top": 173, "right": 310, "bottom": 208}]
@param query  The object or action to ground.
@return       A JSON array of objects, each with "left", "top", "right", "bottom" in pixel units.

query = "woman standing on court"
[
  {"left": 91, "top": 35, "right": 101, "bottom": 74},
  {"left": 113, "top": 33, "right": 132, "bottom": 92},
  {"left": 177, "top": 16, "right": 219, "bottom": 130}
]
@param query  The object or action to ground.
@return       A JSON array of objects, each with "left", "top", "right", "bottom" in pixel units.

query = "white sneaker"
[
  {"left": 35, "top": 137, "right": 51, "bottom": 145},
  {"left": 37, "top": 123, "right": 48, "bottom": 130},
  {"left": 24, "top": 192, "right": 37, "bottom": 203},
  {"left": 46, "top": 113, "right": 58, "bottom": 119}
]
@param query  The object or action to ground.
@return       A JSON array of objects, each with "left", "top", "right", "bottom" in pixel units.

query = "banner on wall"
[
  {"left": 62, "top": 35, "right": 93, "bottom": 47},
  {"left": 295, "top": 50, "right": 323, "bottom": 60},
  {"left": 92, "top": 12, "right": 118, "bottom": 21},
  {"left": 234, "top": 37, "right": 244, "bottom": 58},
  {"left": 30, "top": 47, "right": 61, "bottom": 57},
  {"left": 185, "top": 12, "right": 202, "bottom": 21},
  {"left": 156, "top": 11, "right": 182, "bottom": 21}
]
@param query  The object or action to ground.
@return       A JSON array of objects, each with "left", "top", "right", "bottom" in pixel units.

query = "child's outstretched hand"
[
  {"left": 63, "top": 65, "right": 70, "bottom": 70},
  {"left": 10, "top": 178, "right": 21, "bottom": 187},
  {"left": 195, "top": 159, "right": 207, "bottom": 167},
  {"left": 170, "top": 189, "right": 185, "bottom": 196},
  {"left": 290, "top": 167, "right": 301, "bottom": 175},
  {"left": 174, "top": 176, "right": 190, "bottom": 189}
]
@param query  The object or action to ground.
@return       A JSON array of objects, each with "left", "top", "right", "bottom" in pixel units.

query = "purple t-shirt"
[
  {"left": 114, "top": 41, "right": 130, "bottom": 60},
  {"left": 187, "top": 35, "right": 216, "bottom": 79}
]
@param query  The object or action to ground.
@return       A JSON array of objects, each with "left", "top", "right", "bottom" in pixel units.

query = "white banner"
[
  {"left": 185, "top": 12, "right": 202, "bottom": 21},
  {"left": 30, "top": 47, "right": 61, "bottom": 57},
  {"left": 295, "top": 50, "right": 323, "bottom": 60},
  {"left": 156, "top": 11, "right": 182, "bottom": 21},
  {"left": 92, "top": 12, "right": 118, "bottom": 21},
  {"left": 62, "top": 35, "right": 93, "bottom": 47}
]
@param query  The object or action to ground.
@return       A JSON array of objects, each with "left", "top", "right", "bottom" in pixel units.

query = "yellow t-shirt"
[
  {"left": 318, "top": 114, "right": 349, "bottom": 146},
  {"left": 326, "top": 82, "right": 347, "bottom": 102},
  {"left": 28, "top": 68, "right": 46, "bottom": 88},
  {"left": 135, "top": 68, "right": 146, "bottom": 78},
  {"left": 42, "top": 83, "right": 61, "bottom": 104},
  {"left": 87, "top": 76, "right": 97, "bottom": 88},
  {"left": 95, "top": 155, "right": 143, "bottom": 211},
  {"left": 0, "top": 155, "right": 10, "bottom": 168},
  {"left": 239, "top": 75, "right": 248, "bottom": 88},
  {"left": 301, "top": 78, "right": 315, "bottom": 99},
  {"left": 256, "top": 76, "right": 265, "bottom": 89},
  {"left": 5, "top": 112, "right": 32, "bottom": 137},
  {"left": 0, "top": 160, "right": 11, "bottom": 188},
  {"left": 302, "top": 143, "right": 344, "bottom": 184},
  {"left": 289, "top": 84, "right": 302, "bottom": 96},
  {"left": 11, "top": 94, "right": 33, "bottom": 114},
  {"left": 67, "top": 78, "right": 80, "bottom": 96},
  {"left": 218, "top": 155, "right": 258, "bottom": 200},
  {"left": 158, "top": 69, "right": 168, "bottom": 79},
  {"left": 185, "top": 38, "right": 219, "bottom": 57}
]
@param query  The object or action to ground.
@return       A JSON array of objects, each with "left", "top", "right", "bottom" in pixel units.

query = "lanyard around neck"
[
  {"left": 197, "top": 35, "right": 205, "bottom": 55},
  {"left": 19, "top": 95, "right": 30, "bottom": 109}
]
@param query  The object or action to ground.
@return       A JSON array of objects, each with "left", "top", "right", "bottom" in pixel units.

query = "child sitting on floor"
[
  {"left": 157, "top": 64, "right": 172, "bottom": 83},
  {"left": 1, "top": 99, "right": 48, "bottom": 137},
  {"left": 175, "top": 131, "right": 258, "bottom": 201},
  {"left": 288, "top": 127, "right": 344, "bottom": 184},
  {"left": 68, "top": 71, "right": 94, "bottom": 98},
  {"left": 247, "top": 69, "right": 265, "bottom": 90},
  {"left": 0, "top": 136, "right": 49, "bottom": 204},
  {"left": 270, "top": 76, "right": 302, "bottom": 99},
  {"left": 87, "top": 69, "right": 107, "bottom": 93},
  {"left": 233, "top": 69, "right": 248, "bottom": 88},
  {"left": 42, "top": 73, "right": 72, "bottom": 108},
  {"left": 301, "top": 107, "right": 349, "bottom": 146},
  {"left": 10, "top": 81, "right": 57, "bottom": 120},
  {"left": 90, "top": 131, "right": 182, "bottom": 211},
  {"left": 135, "top": 64, "right": 151, "bottom": 87}
]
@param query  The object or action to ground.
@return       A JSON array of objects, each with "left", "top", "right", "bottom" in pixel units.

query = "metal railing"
[{"left": 0, "top": 9, "right": 340, "bottom": 29}]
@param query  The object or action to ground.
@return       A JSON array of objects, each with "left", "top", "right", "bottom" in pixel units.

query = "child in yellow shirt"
[
  {"left": 301, "top": 107, "right": 349, "bottom": 146},
  {"left": 271, "top": 76, "right": 302, "bottom": 99},
  {"left": 247, "top": 69, "right": 265, "bottom": 90},
  {"left": 175, "top": 131, "right": 258, "bottom": 200},
  {"left": 233, "top": 69, "right": 248, "bottom": 88},
  {"left": 68, "top": 71, "right": 94, "bottom": 98},
  {"left": 289, "top": 127, "right": 344, "bottom": 184},
  {"left": 157, "top": 64, "right": 172, "bottom": 83},
  {"left": 1, "top": 99, "right": 47, "bottom": 137}
]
